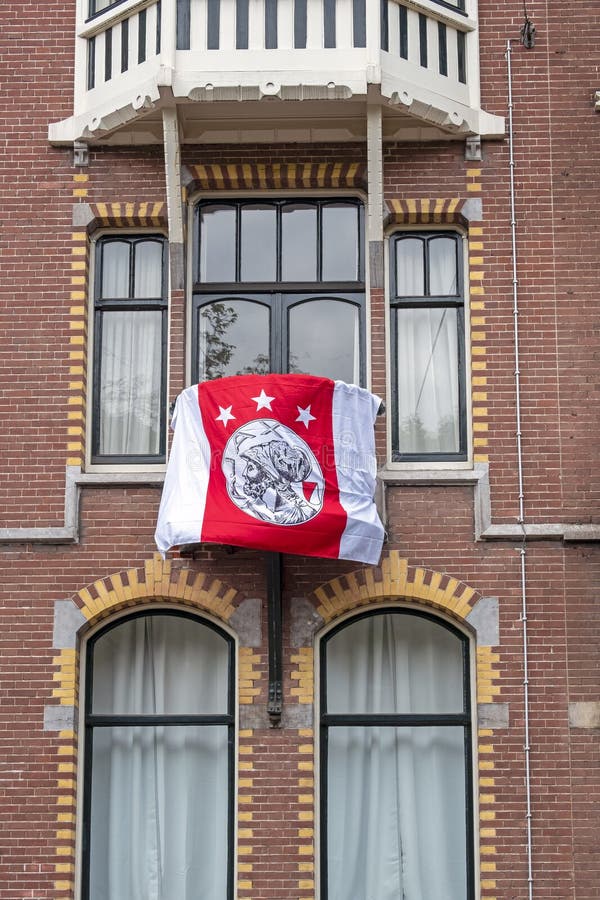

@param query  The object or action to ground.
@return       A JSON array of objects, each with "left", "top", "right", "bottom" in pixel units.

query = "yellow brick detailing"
[
  {"left": 66, "top": 211, "right": 90, "bottom": 468},
  {"left": 290, "top": 647, "right": 314, "bottom": 703},
  {"left": 54, "top": 729, "right": 77, "bottom": 899},
  {"left": 386, "top": 197, "right": 467, "bottom": 227},
  {"left": 311, "top": 551, "right": 479, "bottom": 625},
  {"left": 188, "top": 162, "right": 366, "bottom": 193},
  {"left": 465, "top": 169, "right": 488, "bottom": 463},
  {"left": 52, "top": 649, "right": 78, "bottom": 707},
  {"left": 296, "top": 729, "right": 315, "bottom": 895},
  {"left": 476, "top": 647, "right": 501, "bottom": 703},
  {"left": 477, "top": 687, "right": 499, "bottom": 896},
  {"left": 239, "top": 648, "right": 262, "bottom": 705},
  {"left": 237, "top": 730, "right": 254, "bottom": 896},
  {"left": 70, "top": 555, "right": 240, "bottom": 625},
  {"left": 87, "top": 201, "right": 166, "bottom": 231}
]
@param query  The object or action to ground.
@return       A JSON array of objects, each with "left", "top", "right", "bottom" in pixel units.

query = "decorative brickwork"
[
  {"left": 54, "top": 730, "right": 77, "bottom": 900},
  {"left": 385, "top": 197, "right": 468, "bottom": 227},
  {"left": 85, "top": 201, "right": 167, "bottom": 232},
  {"left": 466, "top": 168, "right": 489, "bottom": 465},
  {"left": 297, "top": 727, "right": 316, "bottom": 896},
  {"left": 67, "top": 186, "right": 89, "bottom": 467},
  {"left": 311, "top": 550, "right": 479, "bottom": 624},
  {"left": 70, "top": 554, "right": 239, "bottom": 624},
  {"left": 187, "top": 161, "right": 367, "bottom": 194},
  {"left": 291, "top": 647, "right": 314, "bottom": 704}
]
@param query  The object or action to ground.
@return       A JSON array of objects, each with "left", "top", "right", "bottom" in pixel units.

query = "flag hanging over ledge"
[{"left": 155, "top": 374, "right": 385, "bottom": 565}]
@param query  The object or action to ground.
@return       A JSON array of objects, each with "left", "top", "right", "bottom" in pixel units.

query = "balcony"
[{"left": 49, "top": 0, "right": 504, "bottom": 145}]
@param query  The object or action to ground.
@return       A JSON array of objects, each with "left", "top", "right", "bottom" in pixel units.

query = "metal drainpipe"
[{"left": 506, "top": 38, "right": 534, "bottom": 900}]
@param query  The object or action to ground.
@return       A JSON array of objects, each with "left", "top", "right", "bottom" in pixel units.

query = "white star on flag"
[
  {"left": 251, "top": 389, "right": 275, "bottom": 411},
  {"left": 215, "top": 405, "right": 236, "bottom": 427},
  {"left": 296, "top": 404, "right": 316, "bottom": 428}
]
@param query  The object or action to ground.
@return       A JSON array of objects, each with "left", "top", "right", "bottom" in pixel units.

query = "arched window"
[
  {"left": 320, "top": 608, "right": 474, "bottom": 900},
  {"left": 81, "top": 610, "right": 235, "bottom": 900}
]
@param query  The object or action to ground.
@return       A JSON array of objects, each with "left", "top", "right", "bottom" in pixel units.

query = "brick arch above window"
[
  {"left": 309, "top": 550, "right": 480, "bottom": 626},
  {"left": 84, "top": 200, "right": 168, "bottom": 234},
  {"left": 69, "top": 555, "right": 241, "bottom": 628},
  {"left": 384, "top": 197, "right": 469, "bottom": 229},
  {"left": 185, "top": 161, "right": 368, "bottom": 195}
]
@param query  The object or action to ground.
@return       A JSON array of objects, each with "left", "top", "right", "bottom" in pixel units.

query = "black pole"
[{"left": 266, "top": 551, "right": 283, "bottom": 725}]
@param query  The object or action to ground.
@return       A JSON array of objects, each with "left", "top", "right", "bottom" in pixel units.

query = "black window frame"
[
  {"left": 81, "top": 608, "right": 236, "bottom": 900},
  {"left": 191, "top": 198, "right": 366, "bottom": 384},
  {"left": 88, "top": 0, "right": 130, "bottom": 21},
  {"left": 91, "top": 233, "right": 168, "bottom": 465},
  {"left": 319, "top": 606, "right": 475, "bottom": 900},
  {"left": 390, "top": 229, "right": 468, "bottom": 462}
]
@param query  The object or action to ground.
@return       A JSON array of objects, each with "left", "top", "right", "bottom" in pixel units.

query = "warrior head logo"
[{"left": 222, "top": 419, "right": 324, "bottom": 525}]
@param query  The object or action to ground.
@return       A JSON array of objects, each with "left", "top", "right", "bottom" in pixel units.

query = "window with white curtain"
[
  {"left": 390, "top": 231, "right": 467, "bottom": 461},
  {"left": 82, "top": 611, "right": 235, "bottom": 900},
  {"left": 320, "top": 609, "right": 474, "bottom": 900},
  {"left": 192, "top": 199, "right": 365, "bottom": 385},
  {"left": 92, "top": 235, "right": 167, "bottom": 463}
]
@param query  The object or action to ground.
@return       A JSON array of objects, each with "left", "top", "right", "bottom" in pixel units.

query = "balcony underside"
[{"left": 50, "top": 82, "right": 504, "bottom": 146}]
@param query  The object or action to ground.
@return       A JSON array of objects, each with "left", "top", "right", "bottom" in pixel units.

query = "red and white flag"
[{"left": 155, "top": 374, "right": 384, "bottom": 564}]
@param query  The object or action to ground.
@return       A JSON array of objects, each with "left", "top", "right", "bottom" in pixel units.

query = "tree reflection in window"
[{"left": 193, "top": 199, "right": 365, "bottom": 384}]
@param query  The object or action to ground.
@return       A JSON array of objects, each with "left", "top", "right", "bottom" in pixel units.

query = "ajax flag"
[{"left": 155, "top": 374, "right": 384, "bottom": 565}]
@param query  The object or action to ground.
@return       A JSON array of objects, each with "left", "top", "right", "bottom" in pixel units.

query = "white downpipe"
[{"left": 506, "top": 38, "right": 534, "bottom": 900}]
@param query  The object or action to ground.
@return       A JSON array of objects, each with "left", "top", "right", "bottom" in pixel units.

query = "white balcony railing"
[{"left": 49, "top": 0, "right": 504, "bottom": 143}]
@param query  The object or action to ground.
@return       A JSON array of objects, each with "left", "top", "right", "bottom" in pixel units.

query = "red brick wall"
[{"left": 0, "top": 1, "right": 598, "bottom": 899}]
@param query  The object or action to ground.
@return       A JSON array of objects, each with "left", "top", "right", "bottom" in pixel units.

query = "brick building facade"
[{"left": 0, "top": 1, "right": 598, "bottom": 898}]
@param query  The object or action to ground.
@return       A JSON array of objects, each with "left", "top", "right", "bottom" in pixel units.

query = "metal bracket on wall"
[
  {"left": 266, "top": 551, "right": 283, "bottom": 726},
  {"left": 465, "top": 135, "right": 482, "bottom": 161},
  {"left": 73, "top": 141, "right": 89, "bottom": 166}
]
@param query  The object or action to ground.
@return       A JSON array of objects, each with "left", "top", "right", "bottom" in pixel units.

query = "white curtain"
[
  {"left": 395, "top": 236, "right": 460, "bottom": 454},
  {"left": 99, "top": 241, "right": 163, "bottom": 456},
  {"left": 88, "top": 616, "right": 230, "bottom": 900},
  {"left": 326, "top": 613, "right": 468, "bottom": 900}
]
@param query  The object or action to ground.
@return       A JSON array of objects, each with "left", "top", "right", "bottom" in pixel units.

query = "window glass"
[
  {"left": 89, "top": 724, "right": 229, "bottom": 899},
  {"left": 322, "top": 204, "right": 359, "bottom": 280},
  {"left": 101, "top": 241, "right": 130, "bottom": 298},
  {"left": 193, "top": 199, "right": 365, "bottom": 383},
  {"left": 288, "top": 299, "right": 359, "bottom": 383},
  {"left": 327, "top": 724, "right": 467, "bottom": 900},
  {"left": 90, "top": 0, "right": 115, "bottom": 13},
  {"left": 394, "top": 307, "right": 460, "bottom": 455},
  {"left": 134, "top": 240, "right": 163, "bottom": 298},
  {"left": 281, "top": 204, "right": 317, "bottom": 281},
  {"left": 429, "top": 236, "right": 458, "bottom": 295},
  {"left": 93, "top": 234, "right": 167, "bottom": 463},
  {"left": 197, "top": 299, "right": 270, "bottom": 380},
  {"left": 391, "top": 231, "right": 465, "bottom": 460},
  {"left": 326, "top": 612, "right": 464, "bottom": 714},
  {"left": 98, "top": 309, "right": 163, "bottom": 456},
  {"left": 322, "top": 611, "right": 471, "bottom": 900},
  {"left": 199, "top": 205, "right": 237, "bottom": 282},
  {"left": 85, "top": 613, "right": 233, "bottom": 900},
  {"left": 240, "top": 204, "right": 277, "bottom": 281},
  {"left": 395, "top": 238, "right": 424, "bottom": 296},
  {"left": 91, "top": 614, "right": 230, "bottom": 715}
]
